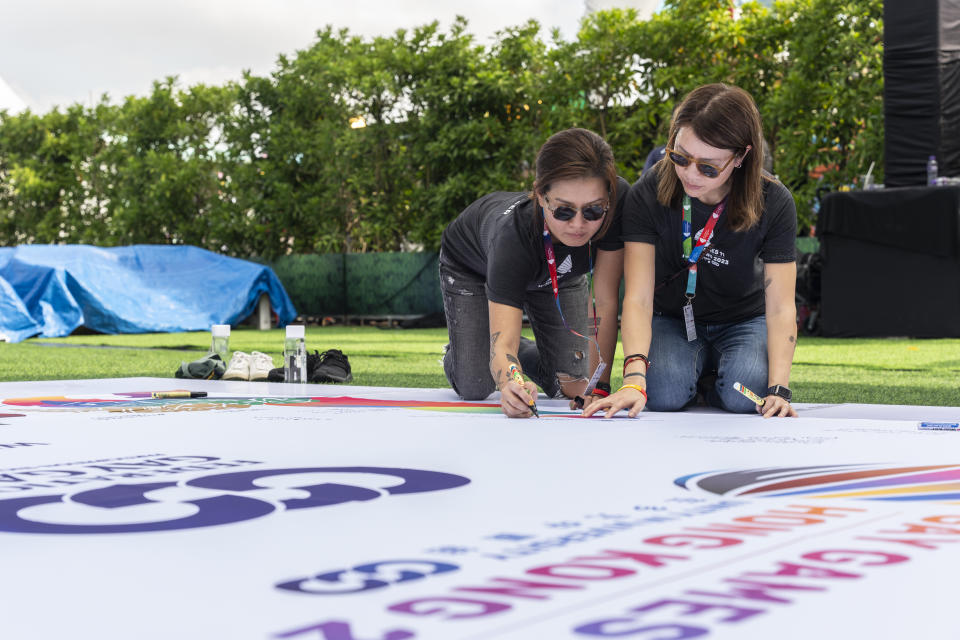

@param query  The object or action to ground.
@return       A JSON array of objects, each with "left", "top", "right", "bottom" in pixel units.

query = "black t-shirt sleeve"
[
  {"left": 485, "top": 217, "right": 539, "bottom": 309},
  {"left": 759, "top": 179, "right": 798, "bottom": 263},
  {"left": 622, "top": 170, "right": 663, "bottom": 245}
]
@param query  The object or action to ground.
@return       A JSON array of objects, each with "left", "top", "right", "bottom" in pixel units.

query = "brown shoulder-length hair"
[
  {"left": 656, "top": 83, "right": 767, "bottom": 232},
  {"left": 530, "top": 127, "right": 618, "bottom": 241}
]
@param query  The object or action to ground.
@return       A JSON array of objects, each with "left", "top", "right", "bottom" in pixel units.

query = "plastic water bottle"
[
  {"left": 927, "top": 155, "right": 938, "bottom": 186},
  {"left": 283, "top": 325, "right": 307, "bottom": 383},
  {"left": 210, "top": 324, "right": 230, "bottom": 363}
]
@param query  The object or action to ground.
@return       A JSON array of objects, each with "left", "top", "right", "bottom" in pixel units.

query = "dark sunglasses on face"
[
  {"left": 665, "top": 147, "right": 738, "bottom": 179},
  {"left": 543, "top": 196, "right": 608, "bottom": 222}
]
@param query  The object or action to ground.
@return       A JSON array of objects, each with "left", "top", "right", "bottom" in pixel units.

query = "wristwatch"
[{"left": 766, "top": 385, "right": 792, "bottom": 402}]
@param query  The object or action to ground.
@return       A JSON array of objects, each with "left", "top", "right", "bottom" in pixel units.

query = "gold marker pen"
[
  {"left": 151, "top": 391, "right": 208, "bottom": 399},
  {"left": 733, "top": 382, "right": 764, "bottom": 406}
]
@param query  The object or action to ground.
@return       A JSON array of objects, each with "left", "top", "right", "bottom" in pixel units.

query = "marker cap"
[{"left": 211, "top": 324, "right": 230, "bottom": 337}]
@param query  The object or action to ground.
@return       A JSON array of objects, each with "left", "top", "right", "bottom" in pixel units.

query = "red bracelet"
[
  {"left": 623, "top": 353, "right": 650, "bottom": 372},
  {"left": 591, "top": 388, "right": 610, "bottom": 398}
]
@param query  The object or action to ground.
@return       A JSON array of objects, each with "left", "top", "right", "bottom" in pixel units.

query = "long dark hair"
[
  {"left": 656, "top": 83, "right": 767, "bottom": 231},
  {"left": 531, "top": 128, "right": 618, "bottom": 241}
]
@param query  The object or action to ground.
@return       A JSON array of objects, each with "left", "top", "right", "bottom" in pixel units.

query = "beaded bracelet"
[{"left": 618, "top": 384, "right": 648, "bottom": 400}]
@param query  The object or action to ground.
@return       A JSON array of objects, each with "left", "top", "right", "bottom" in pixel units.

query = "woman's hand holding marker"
[
  {"left": 760, "top": 393, "right": 797, "bottom": 418},
  {"left": 733, "top": 381, "right": 797, "bottom": 418},
  {"left": 503, "top": 363, "right": 540, "bottom": 418}
]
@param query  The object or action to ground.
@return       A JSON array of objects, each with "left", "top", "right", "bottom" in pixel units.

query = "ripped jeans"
[{"left": 439, "top": 259, "right": 590, "bottom": 400}]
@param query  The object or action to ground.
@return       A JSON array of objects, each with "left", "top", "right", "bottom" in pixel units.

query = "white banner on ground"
[{"left": 0, "top": 378, "right": 958, "bottom": 639}]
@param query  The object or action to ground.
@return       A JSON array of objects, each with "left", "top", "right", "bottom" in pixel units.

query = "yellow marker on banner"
[
  {"left": 507, "top": 363, "right": 540, "bottom": 418},
  {"left": 733, "top": 382, "right": 765, "bottom": 407}
]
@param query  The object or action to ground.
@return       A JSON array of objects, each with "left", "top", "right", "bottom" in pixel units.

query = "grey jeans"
[{"left": 439, "top": 259, "right": 590, "bottom": 400}]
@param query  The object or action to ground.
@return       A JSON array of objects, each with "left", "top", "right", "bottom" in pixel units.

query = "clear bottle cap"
[
  {"left": 211, "top": 324, "right": 231, "bottom": 337},
  {"left": 285, "top": 325, "right": 305, "bottom": 339}
]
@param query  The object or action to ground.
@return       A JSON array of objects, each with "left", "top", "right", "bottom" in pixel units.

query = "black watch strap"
[
  {"left": 766, "top": 385, "right": 792, "bottom": 402},
  {"left": 595, "top": 380, "right": 611, "bottom": 394}
]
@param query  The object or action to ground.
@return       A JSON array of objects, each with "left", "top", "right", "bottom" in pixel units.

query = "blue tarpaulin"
[{"left": 0, "top": 245, "right": 297, "bottom": 342}]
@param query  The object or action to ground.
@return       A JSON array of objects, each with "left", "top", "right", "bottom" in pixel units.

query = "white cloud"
[{"left": 0, "top": 0, "right": 595, "bottom": 113}]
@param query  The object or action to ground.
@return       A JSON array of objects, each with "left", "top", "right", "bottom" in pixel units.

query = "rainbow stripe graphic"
[
  {"left": 0, "top": 393, "right": 584, "bottom": 417},
  {"left": 677, "top": 463, "right": 960, "bottom": 502}
]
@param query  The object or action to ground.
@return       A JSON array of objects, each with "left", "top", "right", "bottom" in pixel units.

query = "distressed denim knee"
[{"left": 439, "top": 260, "right": 495, "bottom": 401}]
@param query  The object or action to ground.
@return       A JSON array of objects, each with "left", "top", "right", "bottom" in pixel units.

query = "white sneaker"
[
  {"left": 223, "top": 351, "right": 251, "bottom": 380},
  {"left": 249, "top": 351, "right": 275, "bottom": 382}
]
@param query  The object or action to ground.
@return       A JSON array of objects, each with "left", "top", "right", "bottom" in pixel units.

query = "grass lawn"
[{"left": 1, "top": 327, "right": 958, "bottom": 406}]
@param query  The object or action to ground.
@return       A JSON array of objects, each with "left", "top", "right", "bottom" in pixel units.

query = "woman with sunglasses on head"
[
  {"left": 585, "top": 83, "right": 798, "bottom": 419},
  {"left": 439, "top": 127, "right": 630, "bottom": 417}
]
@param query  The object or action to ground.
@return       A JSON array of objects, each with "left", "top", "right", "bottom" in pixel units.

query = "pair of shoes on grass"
[
  {"left": 265, "top": 349, "right": 353, "bottom": 384},
  {"left": 223, "top": 351, "right": 275, "bottom": 381}
]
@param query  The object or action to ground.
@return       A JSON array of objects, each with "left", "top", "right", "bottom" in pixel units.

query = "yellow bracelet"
[{"left": 618, "top": 384, "right": 647, "bottom": 400}]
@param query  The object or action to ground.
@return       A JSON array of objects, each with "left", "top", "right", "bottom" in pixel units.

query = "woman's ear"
[{"left": 535, "top": 189, "right": 548, "bottom": 211}]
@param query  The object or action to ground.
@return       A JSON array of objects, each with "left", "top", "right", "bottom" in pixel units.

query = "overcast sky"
[{"left": 0, "top": 0, "right": 659, "bottom": 114}]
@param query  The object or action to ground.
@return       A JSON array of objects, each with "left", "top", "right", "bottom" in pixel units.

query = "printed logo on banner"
[
  {"left": 676, "top": 463, "right": 960, "bottom": 501},
  {"left": 276, "top": 560, "right": 459, "bottom": 595},
  {"left": 0, "top": 466, "right": 470, "bottom": 534}
]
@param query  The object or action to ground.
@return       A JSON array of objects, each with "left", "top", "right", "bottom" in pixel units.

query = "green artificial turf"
[{"left": 1, "top": 328, "right": 958, "bottom": 406}]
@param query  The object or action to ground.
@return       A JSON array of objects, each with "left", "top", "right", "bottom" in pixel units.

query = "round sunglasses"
[
  {"left": 665, "top": 147, "right": 738, "bottom": 179},
  {"left": 543, "top": 196, "right": 608, "bottom": 222}
]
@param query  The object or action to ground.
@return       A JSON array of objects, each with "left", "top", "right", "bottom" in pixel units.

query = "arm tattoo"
[
  {"left": 788, "top": 335, "right": 796, "bottom": 343},
  {"left": 506, "top": 353, "right": 520, "bottom": 366},
  {"left": 494, "top": 368, "right": 503, "bottom": 389},
  {"left": 624, "top": 372, "right": 646, "bottom": 379},
  {"left": 489, "top": 331, "right": 501, "bottom": 361}
]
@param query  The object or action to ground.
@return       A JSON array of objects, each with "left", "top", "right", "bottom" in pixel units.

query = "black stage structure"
[{"left": 816, "top": 1, "right": 960, "bottom": 337}]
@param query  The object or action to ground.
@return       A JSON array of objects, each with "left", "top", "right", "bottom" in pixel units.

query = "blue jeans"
[
  {"left": 646, "top": 313, "right": 768, "bottom": 413},
  {"left": 439, "top": 259, "right": 590, "bottom": 401}
]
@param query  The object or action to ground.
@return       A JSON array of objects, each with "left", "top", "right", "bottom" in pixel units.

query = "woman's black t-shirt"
[
  {"left": 622, "top": 169, "right": 797, "bottom": 324},
  {"left": 440, "top": 176, "right": 629, "bottom": 309}
]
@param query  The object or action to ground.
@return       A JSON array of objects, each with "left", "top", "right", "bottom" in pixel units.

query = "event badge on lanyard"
[
  {"left": 542, "top": 223, "right": 606, "bottom": 393},
  {"left": 681, "top": 194, "right": 726, "bottom": 342}
]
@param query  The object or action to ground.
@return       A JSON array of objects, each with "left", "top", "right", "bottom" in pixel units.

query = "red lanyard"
[
  {"left": 542, "top": 223, "right": 606, "bottom": 392},
  {"left": 683, "top": 195, "right": 726, "bottom": 297},
  {"left": 542, "top": 222, "right": 598, "bottom": 339}
]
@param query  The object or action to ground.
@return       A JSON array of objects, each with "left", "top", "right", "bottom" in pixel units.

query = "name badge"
[
  {"left": 683, "top": 300, "right": 697, "bottom": 342},
  {"left": 583, "top": 360, "right": 607, "bottom": 396}
]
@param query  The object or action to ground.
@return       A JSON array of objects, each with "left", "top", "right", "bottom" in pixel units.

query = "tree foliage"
[{"left": 0, "top": 0, "right": 883, "bottom": 257}]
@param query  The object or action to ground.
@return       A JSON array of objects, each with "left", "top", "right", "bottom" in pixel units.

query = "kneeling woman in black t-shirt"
[
  {"left": 586, "top": 83, "right": 798, "bottom": 419},
  {"left": 440, "top": 128, "right": 629, "bottom": 417}
]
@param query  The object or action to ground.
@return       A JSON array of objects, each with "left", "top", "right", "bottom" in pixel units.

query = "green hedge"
[{"left": 0, "top": 0, "right": 882, "bottom": 258}]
